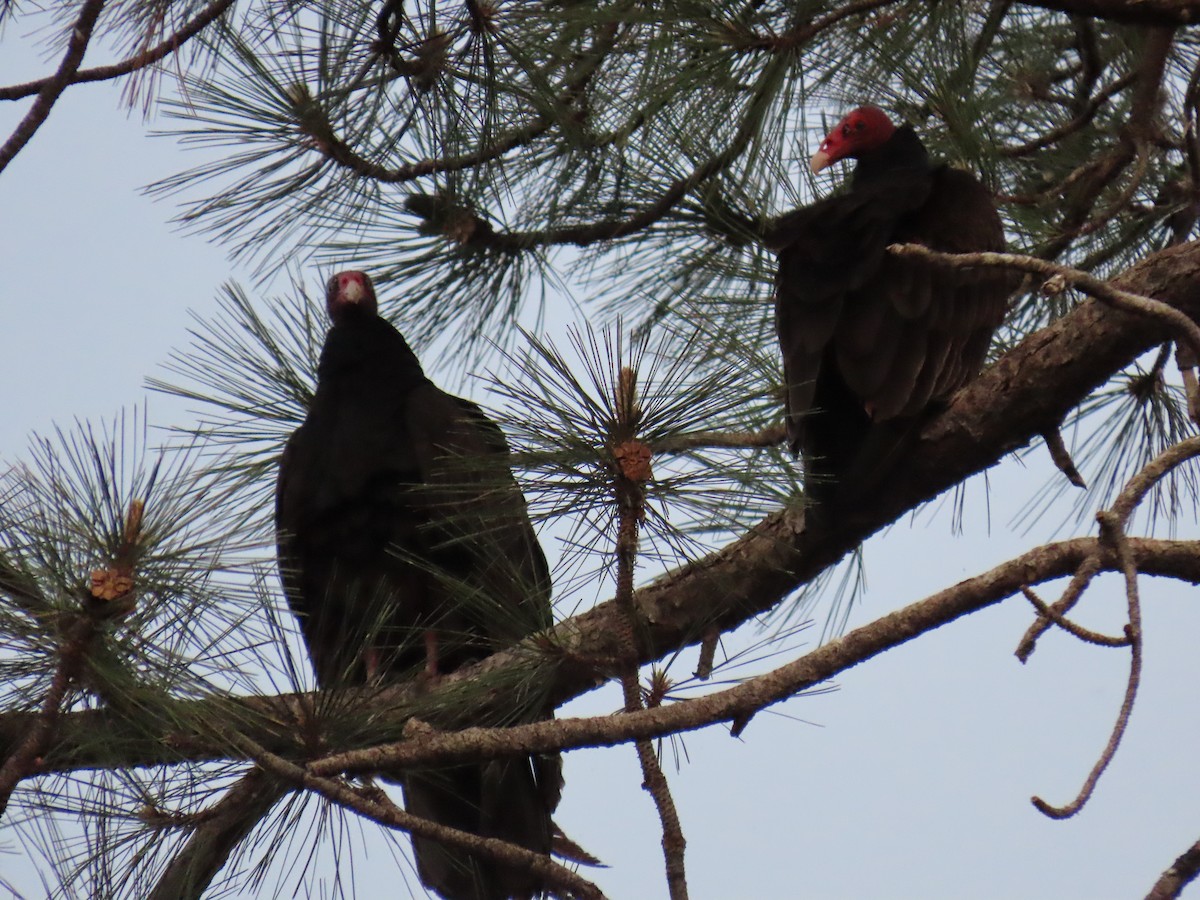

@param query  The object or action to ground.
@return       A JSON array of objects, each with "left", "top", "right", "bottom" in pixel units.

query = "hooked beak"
[
  {"left": 810, "top": 148, "right": 833, "bottom": 174},
  {"left": 341, "top": 277, "right": 365, "bottom": 303}
]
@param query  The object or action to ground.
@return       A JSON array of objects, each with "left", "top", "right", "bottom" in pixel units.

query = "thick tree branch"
[
  {"left": 887, "top": 244, "right": 1200, "bottom": 360},
  {"left": 146, "top": 768, "right": 286, "bottom": 900},
  {"left": 307, "top": 538, "right": 1200, "bottom": 777},
  {"left": 7, "top": 236, "right": 1200, "bottom": 774},
  {"left": 1146, "top": 834, "right": 1200, "bottom": 899},
  {"left": 1016, "top": 1, "right": 1200, "bottom": 26},
  {"left": 3, "top": 537, "right": 1198, "bottom": 778}
]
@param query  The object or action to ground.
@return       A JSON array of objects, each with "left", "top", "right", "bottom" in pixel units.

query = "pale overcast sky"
[{"left": 3, "top": 18, "right": 1200, "bottom": 900}]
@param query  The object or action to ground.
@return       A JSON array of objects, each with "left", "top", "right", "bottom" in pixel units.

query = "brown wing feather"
[
  {"left": 774, "top": 174, "right": 933, "bottom": 455},
  {"left": 774, "top": 163, "right": 1015, "bottom": 504},
  {"left": 275, "top": 314, "right": 559, "bottom": 900}
]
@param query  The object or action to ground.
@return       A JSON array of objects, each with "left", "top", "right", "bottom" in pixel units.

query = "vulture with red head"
[
  {"left": 275, "top": 271, "right": 559, "bottom": 900},
  {"left": 770, "top": 106, "right": 1016, "bottom": 509}
]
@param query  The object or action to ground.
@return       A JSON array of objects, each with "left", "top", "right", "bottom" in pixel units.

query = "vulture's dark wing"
[
  {"left": 275, "top": 317, "right": 559, "bottom": 899},
  {"left": 771, "top": 173, "right": 933, "bottom": 454},
  {"left": 773, "top": 166, "right": 1012, "bottom": 497},
  {"left": 401, "top": 391, "right": 552, "bottom": 659}
]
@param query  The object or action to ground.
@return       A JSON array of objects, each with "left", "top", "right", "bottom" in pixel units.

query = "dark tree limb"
[
  {"left": 7, "top": 236, "right": 1200, "bottom": 775},
  {"left": 147, "top": 768, "right": 286, "bottom": 900},
  {"left": 219, "top": 729, "right": 606, "bottom": 900},
  {"left": 1145, "top": 834, "right": 1200, "bottom": 900},
  {"left": 1041, "top": 428, "right": 1087, "bottom": 488},
  {"left": 0, "top": 0, "right": 234, "bottom": 102},
  {"left": 1017, "top": 1, "right": 1200, "bottom": 26},
  {"left": 0, "top": 0, "right": 105, "bottom": 176}
]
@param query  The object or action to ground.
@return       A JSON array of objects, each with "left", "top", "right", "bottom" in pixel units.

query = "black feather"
[
  {"left": 276, "top": 296, "right": 559, "bottom": 900},
  {"left": 773, "top": 123, "right": 1016, "bottom": 510}
]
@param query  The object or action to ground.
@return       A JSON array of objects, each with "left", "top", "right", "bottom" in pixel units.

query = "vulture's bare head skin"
[
  {"left": 326, "top": 271, "right": 378, "bottom": 322},
  {"left": 810, "top": 106, "right": 897, "bottom": 174}
]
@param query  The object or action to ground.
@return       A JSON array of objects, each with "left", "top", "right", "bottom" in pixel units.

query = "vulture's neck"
[
  {"left": 851, "top": 125, "right": 930, "bottom": 187},
  {"left": 319, "top": 314, "right": 428, "bottom": 387}
]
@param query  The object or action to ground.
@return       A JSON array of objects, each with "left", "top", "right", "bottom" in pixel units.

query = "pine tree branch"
[
  {"left": 0, "top": 0, "right": 105, "bottom": 176},
  {"left": 408, "top": 51, "right": 789, "bottom": 250},
  {"left": 1145, "top": 834, "right": 1200, "bottom": 899},
  {"left": 198, "top": 538, "right": 1200, "bottom": 769},
  {"left": 1, "top": 535, "right": 1196, "bottom": 780},
  {"left": 8, "top": 236, "right": 1200, "bottom": 775},
  {"left": 0, "top": 0, "right": 234, "bottom": 102},
  {"left": 886, "top": 244, "right": 1200, "bottom": 360},
  {"left": 1016, "top": 1, "right": 1200, "bottom": 26},
  {"left": 218, "top": 729, "right": 606, "bottom": 900},
  {"left": 291, "top": 6, "right": 621, "bottom": 185},
  {"left": 147, "top": 768, "right": 285, "bottom": 900}
]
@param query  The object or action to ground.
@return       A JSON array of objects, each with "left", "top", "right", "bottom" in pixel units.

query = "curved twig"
[
  {"left": 1018, "top": 586, "right": 1127, "bottom": 646},
  {"left": 1032, "top": 510, "right": 1144, "bottom": 819},
  {"left": 1109, "top": 435, "right": 1200, "bottom": 524},
  {"left": 1016, "top": 554, "right": 1104, "bottom": 662}
]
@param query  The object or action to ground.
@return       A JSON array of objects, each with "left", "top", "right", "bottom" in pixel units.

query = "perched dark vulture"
[
  {"left": 770, "top": 106, "right": 1016, "bottom": 508},
  {"left": 276, "top": 271, "right": 560, "bottom": 900}
]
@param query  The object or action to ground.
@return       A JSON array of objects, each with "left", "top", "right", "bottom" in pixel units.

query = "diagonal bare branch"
[
  {"left": 0, "top": 0, "right": 106, "bottom": 176},
  {"left": 0, "top": 0, "right": 234, "bottom": 102}
]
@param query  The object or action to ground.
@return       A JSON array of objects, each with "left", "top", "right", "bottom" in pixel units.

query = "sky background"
[{"left": 3, "top": 17, "right": 1200, "bottom": 900}]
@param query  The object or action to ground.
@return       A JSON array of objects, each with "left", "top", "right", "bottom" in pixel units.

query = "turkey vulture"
[
  {"left": 275, "top": 271, "right": 560, "bottom": 900},
  {"left": 771, "top": 106, "right": 1016, "bottom": 508}
]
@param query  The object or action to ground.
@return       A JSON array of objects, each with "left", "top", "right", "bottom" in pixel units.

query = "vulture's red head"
[
  {"left": 810, "top": 106, "right": 897, "bottom": 174},
  {"left": 326, "top": 271, "right": 377, "bottom": 323}
]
